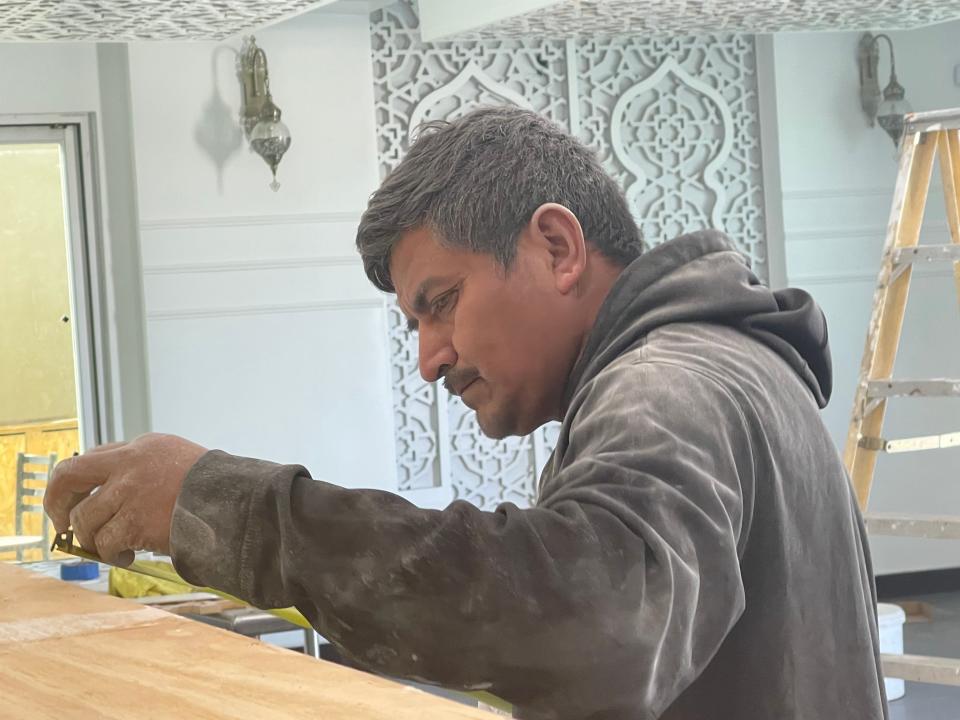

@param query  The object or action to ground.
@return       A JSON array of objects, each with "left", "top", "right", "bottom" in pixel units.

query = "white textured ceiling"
[
  {"left": 453, "top": 0, "right": 960, "bottom": 38},
  {"left": 4, "top": 0, "right": 960, "bottom": 43},
  {"left": 0, "top": 0, "right": 343, "bottom": 41}
]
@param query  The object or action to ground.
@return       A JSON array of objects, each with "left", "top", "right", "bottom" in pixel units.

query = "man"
[{"left": 45, "top": 107, "right": 887, "bottom": 719}]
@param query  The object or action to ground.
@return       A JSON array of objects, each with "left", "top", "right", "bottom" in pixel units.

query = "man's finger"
[
  {"left": 93, "top": 512, "right": 139, "bottom": 566},
  {"left": 69, "top": 482, "right": 124, "bottom": 554},
  {"left": 44, "top": 448, "right": 129, "bottom": 532}
]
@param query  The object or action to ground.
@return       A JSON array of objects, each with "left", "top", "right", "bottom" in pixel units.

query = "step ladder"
[{"left": 843, "top": 107, "right": 960, "bottom": 687}]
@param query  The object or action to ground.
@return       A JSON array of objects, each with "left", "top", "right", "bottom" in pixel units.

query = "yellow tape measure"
[{"left": 51, "top": 530, "right": 311, "bottom": 629}]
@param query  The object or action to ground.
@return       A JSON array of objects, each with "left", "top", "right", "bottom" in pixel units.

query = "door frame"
[{"left": 0, "top": 113, "right": 108, "bottom": 449}]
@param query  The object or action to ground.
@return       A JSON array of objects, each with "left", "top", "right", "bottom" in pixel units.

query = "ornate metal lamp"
[
  {"left": 858, "top": 32, "right": 912, "bottom": 147},
  {"left": 238, "top": 36, "right": 291, "bottom": 191}
]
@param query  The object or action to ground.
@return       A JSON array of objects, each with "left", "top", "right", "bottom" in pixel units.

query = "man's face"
[{"left": 390, "top": 226, "right": 582, "bottom": 439}]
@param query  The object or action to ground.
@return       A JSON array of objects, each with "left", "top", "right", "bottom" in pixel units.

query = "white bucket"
[{"left": 877, "top": 602, "right": 906, "bottom": 701}]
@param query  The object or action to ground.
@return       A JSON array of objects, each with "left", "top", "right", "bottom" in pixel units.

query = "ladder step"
[
  {"left": 866, "top": 513, "right": 960, "bottom": 539},
  {"left": 866, "top": 379, "right": 960, "bottom": 399},
  {"left": 859, "top": 430, "right": 960, "bottom": 453},
  {"left": 891, "top": 244, "right": 960, "bottom": 266},
  {"left": 882, "top": 653, "right": 960, "bottom": 686}
]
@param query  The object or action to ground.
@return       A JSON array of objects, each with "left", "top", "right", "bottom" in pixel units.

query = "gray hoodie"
[{"left": 171, "top": 230, "right": 887, "bottom": 720}]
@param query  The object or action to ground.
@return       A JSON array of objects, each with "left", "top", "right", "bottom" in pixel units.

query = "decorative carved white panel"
[
  {"left": 458, "top": 0, "right": 960, "bottom": 38},
  {"left": 371, "top": 0, "right": 767, "bottom": 509},
  {"left": 0, "top": 0, "right": 332, "bottom": 41},
  {"left": 372, "top": 2, "right": 570, "bottom": 175},
  {"left": 576, "top": 35, "right": 767, "bottom": 269},
  {"left": 372, "top": 0, "right": 567, "bottom": 506}
]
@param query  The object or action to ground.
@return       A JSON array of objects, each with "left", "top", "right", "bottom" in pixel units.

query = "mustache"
[{"left": 442, "top": 367, "right": 480, "bottom": 395}]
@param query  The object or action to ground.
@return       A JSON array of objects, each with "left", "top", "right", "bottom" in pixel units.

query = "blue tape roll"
[{"left": 61, "top": 561, "right": 100, "bottom": 581}]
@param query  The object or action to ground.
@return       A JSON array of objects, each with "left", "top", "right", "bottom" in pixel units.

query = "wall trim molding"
[
  {"left": 787, "top": 222, "right": 950, "bottom": 243},
  {"left": 782, "top": 187, "right": 897, "bottom": 201},
  {"left": 143, "top": 255, "right": 360, "bottom": 275},
  {"left": 783, "top": 182, "right": 946, "bottom": 202},
  {"left": 139, "top": 211, "right": 363, "bottom": 231},
  {"left": 147, "top": 298, "right": 383, "bottom": 321},
  {"left": 790, "top": 267, "right": 955, "bottom": 286}
]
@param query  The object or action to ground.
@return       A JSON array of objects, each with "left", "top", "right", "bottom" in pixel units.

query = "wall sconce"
[
  {"left": 858, "top": 32, "right": 911, "bottom": 147},
  {"left": 238, "top": 36, "right": 291, "bottom": 191}
]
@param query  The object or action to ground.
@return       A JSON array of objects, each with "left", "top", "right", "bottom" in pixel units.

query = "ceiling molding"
[
  {"left": 0, "top": 0, "right": 356, "bottom": 42},
  {"left": 426, "top": 0, "right": 960, "bottom": 39}
]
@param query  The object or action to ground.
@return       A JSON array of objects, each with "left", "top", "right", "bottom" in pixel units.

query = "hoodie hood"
[{"left": 565, "top": 229, "right": 832, "bottom": 410}]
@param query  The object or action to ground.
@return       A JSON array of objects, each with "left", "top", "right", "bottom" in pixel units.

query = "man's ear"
[{"left": 528, "top": 203, "right": 586, "bottom": 294}]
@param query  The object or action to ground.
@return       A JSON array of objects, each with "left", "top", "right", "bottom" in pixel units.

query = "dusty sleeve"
[{"left": 170, "top": 362, "right": 751, "bottom": 720}]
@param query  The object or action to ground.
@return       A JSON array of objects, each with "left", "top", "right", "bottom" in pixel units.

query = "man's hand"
[{"left": 44, "top": 433, "right": 208, "bottom": 564}]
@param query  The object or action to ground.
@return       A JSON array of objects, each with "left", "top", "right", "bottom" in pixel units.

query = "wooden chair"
[{"left": 15, "top": 452, "right": 57, "bottom": 562}]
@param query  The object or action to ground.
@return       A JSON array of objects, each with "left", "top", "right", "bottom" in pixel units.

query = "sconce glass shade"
[
  {"left": 249, "top": 97, "right": 291, "bottom": 192},
  {"left": 239, "top": 36, "right": 291, "bottom": 191},
  {"left": 876, "top": 77, "right": 911, "bottom": 147}
]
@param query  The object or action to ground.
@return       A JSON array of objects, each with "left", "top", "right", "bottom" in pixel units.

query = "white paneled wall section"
[
  {"left": 129, "top": 12, "right": 398, "bottom": 491},
  {"left": 774, "top": 24, "right": 960, "bottom": 574}
]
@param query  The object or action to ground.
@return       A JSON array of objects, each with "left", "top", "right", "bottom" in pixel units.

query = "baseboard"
[{"left": 877, "top": 567, "right": 960, "bottom": 600}]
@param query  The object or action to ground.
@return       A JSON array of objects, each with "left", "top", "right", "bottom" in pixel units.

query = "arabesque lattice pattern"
[{"left": 576, "top": 34, "right": 767, "bottom": 266}]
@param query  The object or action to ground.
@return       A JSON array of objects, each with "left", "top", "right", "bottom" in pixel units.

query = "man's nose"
[{"left": 418, "top": 327, "right": 457, "bottom": 383}]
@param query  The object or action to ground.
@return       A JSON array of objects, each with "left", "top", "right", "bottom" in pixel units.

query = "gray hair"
[{"left": 356, "top": 106, "right": 643, "bottom": 293}]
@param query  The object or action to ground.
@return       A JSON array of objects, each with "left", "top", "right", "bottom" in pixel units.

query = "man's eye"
[{"left": 432, "top": 289, "right": 458, "bottom": 316}]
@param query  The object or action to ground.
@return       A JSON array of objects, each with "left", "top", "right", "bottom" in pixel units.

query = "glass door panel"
[{"left": 0, "top": 129, "right": 85, "bottom": 562}]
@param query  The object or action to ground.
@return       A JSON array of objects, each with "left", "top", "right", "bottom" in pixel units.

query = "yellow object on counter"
[{"left": 109, "top": 559, "right": 194, "bottom": 598}]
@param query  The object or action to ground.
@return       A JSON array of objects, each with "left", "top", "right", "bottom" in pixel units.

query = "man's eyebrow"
[{"left": 413, "top": 277, "right": 453, "bottom": 312}]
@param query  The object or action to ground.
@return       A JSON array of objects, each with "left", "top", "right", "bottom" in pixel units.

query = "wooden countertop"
[{"left": 0, "top": 562, "right": 494, "bottom": 719}]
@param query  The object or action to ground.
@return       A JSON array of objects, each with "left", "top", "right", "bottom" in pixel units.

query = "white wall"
[
  {"left": 0, "top": 44, "right": 101, "bottom": 113},
  {"left": 774, "top": 22, "right": 960, "bottom": 574},
  {"left": 128, "top": 11, "right": 398, "bottom": 490}
]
